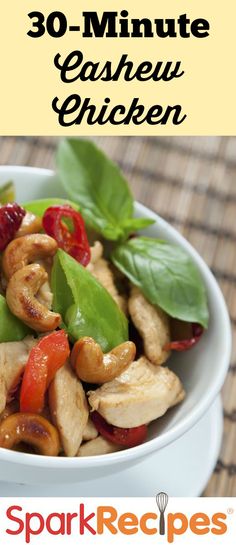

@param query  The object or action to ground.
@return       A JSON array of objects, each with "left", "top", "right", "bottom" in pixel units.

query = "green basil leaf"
[
  {"left": 0, "top": 295, "right": 31, "bottom": 342},
  {"left": 57, "top": 138, "right": 134, "bottom": 241},
  {"left": 120, "top": 217, "right": 155, "bottom": 239},
  {"left": 0, "top": 181, "right": 15, "bottom": 204},
  {"left": 51, "top": 249, "right": 128, "bottom": 352},
  {"left": 112, "top": 237, "right": 209, "bottom": 328},
  {"left": 24, "top": 198, "right": 80, "bottom": 217}
]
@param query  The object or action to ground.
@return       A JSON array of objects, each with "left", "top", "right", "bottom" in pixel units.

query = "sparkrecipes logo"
[{"left": 3, "top": 493, "right": 230, "bottom": 544}]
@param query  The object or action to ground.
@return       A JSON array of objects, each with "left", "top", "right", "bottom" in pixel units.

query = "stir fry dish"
[{"left": 0, "top": 139, "right": 209, "bottom": 457}]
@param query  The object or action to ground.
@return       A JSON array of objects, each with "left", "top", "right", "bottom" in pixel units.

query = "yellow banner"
[{"left": 0, "top": 1, "right": 235, "bottom": 135}]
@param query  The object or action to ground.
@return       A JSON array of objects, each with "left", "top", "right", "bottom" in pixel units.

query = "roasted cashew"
[
  {"left": 15, "top": 212, "right": 42, "bottom": 238},
  {"left": 71, "top": 337, "right": 136, "bottom": 384},
  {"left": 2, "top": 233, "right": 57, "bottom": 280},
  {"left": 0, "top": 413, "right": 60, "bottom": 456},
  {"left": 6, "top": 263, "right": 61, "bottom": 332}
]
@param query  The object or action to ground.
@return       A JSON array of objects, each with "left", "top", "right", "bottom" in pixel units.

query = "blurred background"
[{"left": 0, "top": 135, "right": 235, "bottom": 496}]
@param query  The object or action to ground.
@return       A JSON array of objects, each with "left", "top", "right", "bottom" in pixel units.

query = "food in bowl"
[{"left": 0, "top": 139, "right": 209, "bottom": 458}]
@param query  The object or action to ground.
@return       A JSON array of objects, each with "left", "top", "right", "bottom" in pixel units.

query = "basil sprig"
[
  {"left": 51, "top": 249, "right": 128, "bottom": 352},
  {"left": 56, "top": 138, "right": 209, "bottom": 328},
  {"left": 57, "top": 138, "right": 154, "bottom": 240},
  {"left": 112, "top": 237, "right": 209, "bottom": 328},
  {"left": 0, "top": 295, "right": 31, "bottom": 342}
]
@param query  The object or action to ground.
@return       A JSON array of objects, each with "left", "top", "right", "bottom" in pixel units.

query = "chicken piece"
[
  {"left": 90, "top": 241, "right": 103, "bottom": 265},
  {"left": 78, "top": 435, "right": 121, "bottom": 456},
  {"left": 86, "top": 241, "right": 104, "bottom": 272},
  {"left": 128, "top": 286, "right": 170, "bottom": 365},
  {"left": 82, "top": 418, "right": 99, "bottom": 441},
  {"left": 0, "top": 336, "right": 36, "bottom": 413},
  {"left": 49, "top": 363, "right": 89, "bottom": 456},
  {"left": 92, "top": 258, "right": 127, "bottom": 314},
  {"left": 36, "top": 259, "right": 53, "bottom": 310},
  {"left": 36, "top": 279, "right": 53, "bottom": 310},
  {"left": 88, "top": 356, "right": 185, "bottom": 428},
  {"left": 87, "top": 242, "right": 127, "bottom": 313}
]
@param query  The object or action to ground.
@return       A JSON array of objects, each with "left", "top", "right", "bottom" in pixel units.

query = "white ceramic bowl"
[{"left": 0, "top": 166, "right": 232, "bottom": 485}]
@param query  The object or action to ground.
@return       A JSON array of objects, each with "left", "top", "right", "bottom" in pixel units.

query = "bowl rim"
[{"left": 0, "top": 165, "right": 232, "bottom": 469}]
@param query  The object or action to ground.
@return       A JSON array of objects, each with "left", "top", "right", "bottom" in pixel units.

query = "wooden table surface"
[{"left": 0, "top": 135, "right": 235, "bottom": 496}]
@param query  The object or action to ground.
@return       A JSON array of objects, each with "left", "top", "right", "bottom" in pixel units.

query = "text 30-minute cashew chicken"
[{"left": 0, "top": 139, "right": 209, "bottom": 457}]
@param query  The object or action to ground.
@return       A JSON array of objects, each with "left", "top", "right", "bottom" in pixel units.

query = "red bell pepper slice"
[
  {"left": 164, "top": 323, "right": 204, "bottom": 352},
  {"left": 91, "top": 411, "right": 147, "bottom": 448},
  {"left": 20, "top": 330, "right": 70, "bottom": 414},
  {"left": 42, "top": 205, "right": 91, "bottom": 266}
]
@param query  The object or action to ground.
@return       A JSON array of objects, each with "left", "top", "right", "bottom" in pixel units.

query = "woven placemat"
[{"left": 0, "top": 135, "right": 235, "bottom": 496}]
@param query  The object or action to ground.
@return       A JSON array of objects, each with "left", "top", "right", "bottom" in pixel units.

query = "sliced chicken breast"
[
  {"left": 88, "top": 356, "right": 185, "bottom": 428},
  {"left": 36, "top": 279, "right": 53, "bottom": 310},
  {"left": 49, "top": 363, "right": 89, "bottom": 456},
  {"left": 82, "top": 418, "right": 99, "bottom": 442},
  {"left": 0, "top": 336, "right": 36, "bottom": 414},
  {"left": 36, "top": 259, "right": 53, "bottom": 310},
  {"left": 78, "top": 435, "right": 122, "bottom": 456},
  {"left": 128, "top": 286, "right": 170, "bottom": 364},
  {"left": 90, "top": 241, "right": 103, "bottom": 265},
  {"left": 92, "top": 258, "right": 127, "bottom": 314},
  {"left": 87, "top": 242, "right": 127, "bottom": 314}
]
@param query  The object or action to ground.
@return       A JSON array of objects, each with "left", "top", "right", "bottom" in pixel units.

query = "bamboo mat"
[{"left": 0, "top": 135, "right": 235, "bottom": 497}]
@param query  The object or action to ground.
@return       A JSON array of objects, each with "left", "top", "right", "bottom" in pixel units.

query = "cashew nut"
[
  {"left": 6, "top": 263, "right": 61, "bottom": 332},
  {"left": 15, "top": 212, "right": 42, "bottom": 238},
  {"left": 0, "top": 413, "right": 60, "bottom": 456},
  {"left": 2, "top": 233, "right": 57, "bottom": 280},
  {"left": 71, "top": 337, "right": 136, "bottom": 384}
]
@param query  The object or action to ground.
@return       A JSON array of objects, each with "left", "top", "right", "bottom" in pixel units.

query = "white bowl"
[{"left": 0, "top": 166, "right": 232, "bottom": 485}]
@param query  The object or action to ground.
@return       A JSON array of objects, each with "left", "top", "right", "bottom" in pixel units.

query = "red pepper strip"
[
  {"left": 91, "top": 411, "right": 147, "bottom": 448},
  {"left": 20, "top": 330, "right": 70, "bottom": 414},
  {"left": 164, "top": 323, "right": 204, "bottom": 352},
  {"left": 42, "top": 205, "right": 91, "bottom": 266}
]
